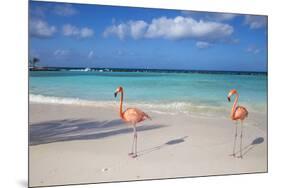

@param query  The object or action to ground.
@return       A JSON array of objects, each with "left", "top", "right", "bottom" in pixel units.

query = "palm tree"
[{"left": 29, "top": 57, "right": 40, "bottom": 68}]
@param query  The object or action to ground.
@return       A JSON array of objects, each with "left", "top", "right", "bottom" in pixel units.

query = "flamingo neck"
[
  {"left": 231, "top": 93, "right": 239, "bottom": 119},
  {"left": 119, "top": 91, "right": 124, "bottom": 118}
]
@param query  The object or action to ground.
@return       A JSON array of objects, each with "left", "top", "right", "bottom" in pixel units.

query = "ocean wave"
[
  {"left": 29, "top": 94, "right": 116, "bottom": 107},
  {"left": 29, "top": 94, "right": 266, "bottom": 117}
]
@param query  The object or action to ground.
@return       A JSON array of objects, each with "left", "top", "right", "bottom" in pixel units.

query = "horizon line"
[{"left": 30, "top": 66, "right": 267, "bottom": 73}]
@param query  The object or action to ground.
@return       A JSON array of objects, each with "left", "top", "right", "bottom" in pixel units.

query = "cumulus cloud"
[
  {"left": 62, "top": 24, "right": 79, "bottom": 36},
  {"left": 62, "top": 24, "right": 94, "bottom": 38},
  {"left": 29, "top": 19, "right": 56, "bottom": 38},
  {"left": 103, "top": 16, "right": 233, "bottom": 41},
  {"left": 246, "top": 45, "right": 261, "bottom": 54},
  {"left": 80, "top": 28, "right": 94, "bottom": 38},
  {"left": 53, "top": 4, "right": 77, "bottom": 16},
  {"left": 130, "top": 21, "right": 149, "bottom": 39},
  {"left": 103, "top": 20, "right": 148, "bottom": 39},
  {"left": 196, "top": 41, "right": 211, "bottom": 48},
  {"left": 146, "top": 16, "right": 233, "bottom": 40},
  {"left": 103, "top": 23, "right": 127, "bottom": 39},
  {"left": 244, "top": 15, "right": 267, "bottom": 29}
]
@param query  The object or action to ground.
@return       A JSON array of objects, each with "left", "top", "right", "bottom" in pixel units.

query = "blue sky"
[{"left": 29, "top": 1, "right": 268, "bottom": 72}]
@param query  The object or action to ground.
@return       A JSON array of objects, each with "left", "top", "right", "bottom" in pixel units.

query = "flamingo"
[
  {"left": 227, "top": 89, "right": 249, "bottom": 159},
  {"left": 114, "top": 86, "right": 151, "bottom": 158}
]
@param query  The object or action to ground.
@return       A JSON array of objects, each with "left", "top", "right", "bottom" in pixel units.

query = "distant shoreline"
[{"left": 29, "top": 67, "right": 267, "bottom": 75}]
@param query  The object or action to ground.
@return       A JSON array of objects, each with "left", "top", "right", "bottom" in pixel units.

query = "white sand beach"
[{"left": 29, "top": 103, "right": 267, "bottom": 187}]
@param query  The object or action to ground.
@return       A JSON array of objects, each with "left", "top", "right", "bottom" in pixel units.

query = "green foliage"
[{"left": 29, "top": 57, "right": 40, "bottom": 67}]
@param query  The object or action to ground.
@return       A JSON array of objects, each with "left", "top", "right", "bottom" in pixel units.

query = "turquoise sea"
[{"left": 29, "top": 70, "right": 267, "bottom": 117}]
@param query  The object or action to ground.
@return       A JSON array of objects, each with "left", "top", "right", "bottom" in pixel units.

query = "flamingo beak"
[
  {"left": 114, "top": 92, "right": 117, "bottom": 98},
  {"left": 227, "top": 97, "right": 231, "bottom": 102}
]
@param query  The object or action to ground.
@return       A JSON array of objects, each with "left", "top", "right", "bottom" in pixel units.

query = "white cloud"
[
  {"left": 88, "top": 50, "right": 94, "bottom": 58},
  {"left": 103, "top": 16, "right": 233, "bottom": 41},
  {"left": 53, "top": 4, "right": 77, "bottom": 16},
  {"left": 54, "top": 49, "right": 69, "bottom": 56},
  {"left": 80, "top": 28, "right": 94, "bottom": 38},
  {"left": 103, "top": 20, "right": 148, "bottom": 40},
  {"left": 244, "top": 15, "right": 267, "bottom": 29},
  {"left": 103, "top": 23, "right": 127, "bottom": 39},
  {"left": 207, "top": 13, "right": 237, "bottom": 21},
  {"left": 62, "top": 24, "right": 79, "bottom": 36},
  {"left": 246, "top": 45, "right": 261, "bottom": 54},
  {"left": 62, "top": 24, "right": 94, "bottom": 38},
  {"left": 181, "top": 11, "right": 237, "bottom": 22},
  {"left": 146, "top": 16, "right": 233, "bottom": 40},
  {"left": 196, "top": 41, "right": 211, "bottom": 48},
  {"left": 130, "top": 21, "right": 148, "bottom": 39},
  {"left": 29, "top": 19, "right": 56, "bottom": 38}
]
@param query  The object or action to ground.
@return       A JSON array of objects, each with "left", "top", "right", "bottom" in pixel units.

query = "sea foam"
[
  {"left": 29, "top": 94, "right": 116, "bottom": 107},
  {"left": 29, "top": 94, "right": 231, "bottom": 117}
]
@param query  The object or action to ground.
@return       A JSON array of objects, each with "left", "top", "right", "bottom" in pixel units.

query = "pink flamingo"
[
  {"left": 227, "top": 89, "right": 249, "bottom": 158},
  {"left": 114, "top": 86, "right": 151, "bottom": 158}
]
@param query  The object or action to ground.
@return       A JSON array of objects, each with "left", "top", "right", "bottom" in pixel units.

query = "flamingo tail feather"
[{"left": 144, "top": 112, "right": 152, "bottom": 120}]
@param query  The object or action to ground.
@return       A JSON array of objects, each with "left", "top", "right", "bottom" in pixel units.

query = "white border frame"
[{"left": 1, "top": 0, "right": 280, "bottom": 188}]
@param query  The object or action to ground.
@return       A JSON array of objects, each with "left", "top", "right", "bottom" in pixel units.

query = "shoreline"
[
  {"left": 29, "top": 94, "right": 267, "bottom": 123},
  {"left": 29, "top": 102, "right": 267, "bottom": 187},
  {"left": 29, "top": 68, "right": 268, "bottom": 75}
]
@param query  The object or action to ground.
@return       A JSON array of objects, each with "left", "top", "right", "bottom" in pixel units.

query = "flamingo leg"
[
  {"left": 134, "top": 130, "right": 138, "bottom": 157},
  {"left": 230, "top": 121, "right": 238, "bottom": 157},
  {"left": 128, "top": 132, "right": 135, "bottom": 156},
  {"left": 132, "top": 125, "right": 138, "bottom": 158},
  {"left": 239, "top": 120, "right": 244, "bottom": 159}
]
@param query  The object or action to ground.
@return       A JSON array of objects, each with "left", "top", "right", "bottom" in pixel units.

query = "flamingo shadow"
[
  {"left": 232, "top": 137, "right": 264, "bottom": 157},
  {"left": 137, "top": 136, "right": 188, "bottom": 157},
  {"left": 29, "top": 119, "right": 166, "bottom": 146}
]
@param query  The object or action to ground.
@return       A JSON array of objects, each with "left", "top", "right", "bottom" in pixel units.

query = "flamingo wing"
[
  {"left": 123, "top": 108, "right": 150, "bottom": 124},
  {"left": 233, "top": 106, "right": 248, "bottom": 120}
]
